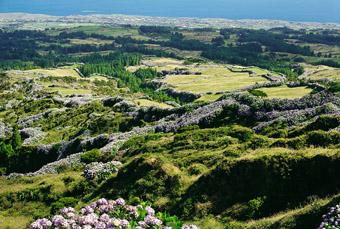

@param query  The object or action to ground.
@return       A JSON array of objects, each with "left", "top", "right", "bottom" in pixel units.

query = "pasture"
[
  {"left": 163, "top": 64, "right": 269, "bottom": 94},
  {"left": 260, "top": 85, "right": 313, "bottom": 99},
  {"left": 300, "top": 64, "right": 340, "bottom": 80}
]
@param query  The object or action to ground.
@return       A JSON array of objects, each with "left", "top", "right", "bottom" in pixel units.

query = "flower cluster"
[
  {"left": 318, "top": 204, "right": 340, "bottom": 229},
  {"left": 30, "top": 198, "right": 199, "bottom": 229},
  {"left": 83, "top": 161, "right": 122, "bottom": 181}
]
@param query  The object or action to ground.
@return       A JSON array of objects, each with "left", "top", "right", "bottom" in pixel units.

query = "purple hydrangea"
[
  {"left": 145, "top": 206, "right": 155, "bottom": 216},
  {"left": 30, "top": 197, "right": 199, "bottom": 229},
  {"left": 144, "top": 215, "right": 162, "bottom": 226},
  {"left": 120, "top": 219, "right": 130, "bottom": 228},
  {"left": 115, "top": 198, "right": 126, "bottom": 206},
  {"left": 318, "top": 204, "right": 340, "bottom": 229}
]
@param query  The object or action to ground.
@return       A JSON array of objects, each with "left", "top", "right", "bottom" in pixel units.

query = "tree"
[
  {"left": 11, "top": 126, "right": 22, "bottom": 150},
  {"left": 0, "top": 142, "right": 14, "bottom": 166},
  {"left": 212, "top": 36, "right": 225, "bottom": 47}
]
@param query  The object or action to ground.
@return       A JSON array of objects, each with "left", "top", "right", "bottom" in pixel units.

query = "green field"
[
  {"left": 65, "top": 25, "right": 148, "bottom": 40},
  {"left": 0, "top": 171, "right": 83, "bottom": 228},
  {"left": 134, "top": 98, "right": 174, "bottom": 109},
  {"left": 260, "top": 85, "right": 313, "bottom": 99},
  {"left": 300, "top": 64, "right": 340, "bottom": 80},
  {"left": 164, "top": 64, "right": 269, "bottom": 94},
  {"left": 195, "top": 93, "right": 223, "bottom": 102}
]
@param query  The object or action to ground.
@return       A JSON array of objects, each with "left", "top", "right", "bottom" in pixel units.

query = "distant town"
[{"left": 1, "top": 13, "right": 340, "bottom": 30}]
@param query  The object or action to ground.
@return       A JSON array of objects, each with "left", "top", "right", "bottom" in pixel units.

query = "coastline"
[{"left": 1, "top": 12, "right": 340, "bottom": 30}]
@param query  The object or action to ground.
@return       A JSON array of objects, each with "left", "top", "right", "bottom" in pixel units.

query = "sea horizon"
[{"left": 0, "top": 0, "right": 339, "bottom": 24}]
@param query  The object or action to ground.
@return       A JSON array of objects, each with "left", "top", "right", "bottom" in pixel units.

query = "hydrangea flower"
[
  {"left": 145, "top": 206, "right": 155, "bottom": 216},
  {"left": 182, "top": 225, "right": 199, "bottom": 229},
  {"left": 30, "top": 197, "right": 199, "bottom": 229},
  {"left": 83, "top": 161, "right": 122, "bottom": 181},
  {"left": 318, "top": 204, "right": 340, "bottom": 229}
]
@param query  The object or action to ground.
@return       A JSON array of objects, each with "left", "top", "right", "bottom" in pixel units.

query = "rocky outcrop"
[
  {"left": 155, "top": 99, "right": 236, "bottom": 133},
  {"left": 253, "top": 104, "right": 340, "bottom": 132},
  {"left": 164, "top": 88, "right": 200, "bottom": 103},
  {"left": 100, "top": 126, "right": 155, "bottom": 153},
  {"left": 160, "top": 69, "right": 201, "bottom": 76},
  {"left": 20, "top": 127, "right": 46, "bottom": 145},
  {"left": 0, "top": 121, "right": 11, "bottom": 138},
  {"left": 7, "top": 152, "right": 84, "bottom": 178},
  {"left": 18, "top": 108, "right": 67, "bottom": 128},
  {"left": 54, "top": 95, "right": 96, "bottom": 107}
]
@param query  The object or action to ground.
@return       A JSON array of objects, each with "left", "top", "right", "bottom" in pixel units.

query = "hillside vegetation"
[{"left": 0, "top": 23, "right": 339, "bottom": 229}]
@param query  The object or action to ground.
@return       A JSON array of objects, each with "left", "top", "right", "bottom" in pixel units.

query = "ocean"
[{"left": 0, "top": 0, "right": 339, "bottom": 23}]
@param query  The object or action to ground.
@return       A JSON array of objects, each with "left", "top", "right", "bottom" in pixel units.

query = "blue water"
[{"left": 0, "top": 0, "right": 340, "bottom": 23}]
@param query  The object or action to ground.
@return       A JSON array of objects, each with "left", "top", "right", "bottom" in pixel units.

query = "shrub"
[
  {"left": 248, "top": 89, "right": 268, "bottom": 97},
  {"left": 328, "top": 81, "right": 340, "bottom": 93},
  {"left": 228, "top": 126, "right": 254, "bottom": 142},
  {"left": 83, "top": 161, "right": 122, "bottom": 181},
  {"left": 318, "top": 203, "right": 340, "bottom": 229},
  {"left": 188, "top": 163, "right": 208, "bottom": 176},
  {"left": 50, "top": 197, "right": 78, "bottom": 214},
  {"left": 245, "top": 196, "right": 266, "bottom": 219},
  {"left": 306, "top": 131, "right": 340, "bottom": 147},
  {"left": 80, "top": 149, "right": 103, "bottom": 164},
  {"left": 31, "top": 198, "right": 197, "bottom": 229}
]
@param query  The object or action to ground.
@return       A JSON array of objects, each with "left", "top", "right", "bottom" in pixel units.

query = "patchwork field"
[
  {"left": 127, "top": 57, "right": 185, "bottom": 72},
  {"left": 69, "top": 38, "right": 113, "bottom": 45},
  {"left": 7, "top": 68, "right": 80, "bottom": 80},
  {"left": 163, "top": 64, "right": 269, "bottom": 94},
  {"left": 21, "top": 68, "right": 79, "bottom": 78},
  {"left": 129, "top": 57, "right": 273, "bottom": 94},
  {"left": 300, "top": 64, "right": 340, "bottom": 80},
  {"left": 260, "top": 85, "right": 313, "bottom": 99}
]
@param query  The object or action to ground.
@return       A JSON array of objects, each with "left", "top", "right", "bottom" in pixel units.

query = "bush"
[
  {"left": 328, "top": 81, "right": 340, "bottom": 93},
  {"left": 228, "top": 126, "right": 254, "bottom": 142},
  {"left": 188, "top": 163, "right": 208, "bottom": 176},
  {"left": 245, "top": 196, "right": 266, "bottom": 219},
  {"left": 80, "top": 149, "right": 103, "bottom": 164},
  {"left": 248, "top": 89, "right": 268, "bottom": 97},
  {"left": 50, "top": 197, "right": 78, "bottom": 214},
  {"left": 306, "top": 131, "right": 340, "bottom": 147}
]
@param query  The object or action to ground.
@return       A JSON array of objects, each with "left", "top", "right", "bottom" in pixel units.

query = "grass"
[
  {"left": 195, "top": 93, "right": 223, "bottom": 102},
  {"left": 26, "top": 68, "right": 80, "bottom": 78},
  {"left": 46, "top": 87, "right": 92, "bottom": 96},
  {"left": 66, "top": 25, "right": 148, "bottom": 40},
  {"left": 300, "top": 64, "right": 340, "bottom": 80},
  {"left": 128, "top": 57, "right": 272, "bottom": 95},
  {"left": 244, "top": 194, "right": 340, "bottom": 229},
  {"left": 127, "top": 57, "right": 185, "bottom": 72},
  {"left": 181, "top": 30, "right": 220, "bottom": 43},
  {"left": 69, "top": 38, "right": 113, "bottom": 45},
  {"left": 0, "top": 171, "right": 82, "bottom": 195},
  {"left": 0, "top": 171, "right": 84, "bottom": 229},
  {"left": 260, "top": 85, "right": 313, "bottom": 99},
  {"left": 0, "top": 215, "right": 32, "bottom": 229},
  {"left": 163, "top": 64, "right": 268, "bottom": 94},
  {"left": 134, "top": 99, "right": 173, "bottom": 109}
]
